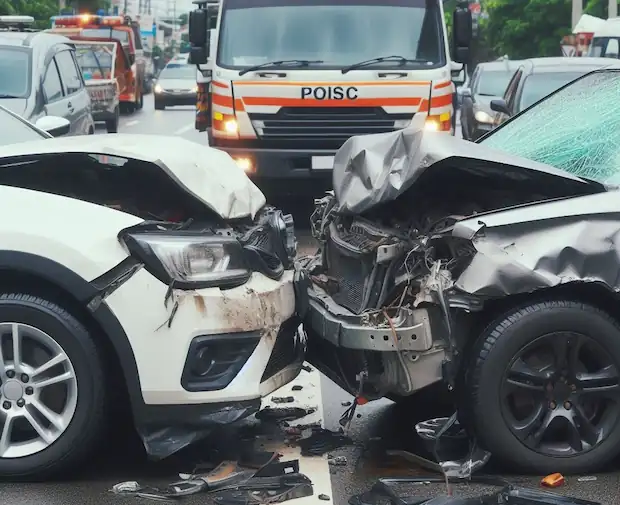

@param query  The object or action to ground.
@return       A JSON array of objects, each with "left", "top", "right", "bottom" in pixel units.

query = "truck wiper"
[
  {"left": 238, "top": 59, "right": 324, "bottom": 76},
  {"left": 341, "top": 55, "right": 430, "bottom": 74}
]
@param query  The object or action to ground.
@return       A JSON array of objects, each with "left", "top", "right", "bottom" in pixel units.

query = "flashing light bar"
[
  {"left": 0, "top": 15, "right": 35, "bottom": 26},
  {"left": 52, "top": 14, "right": 128, "bottom": 27}
]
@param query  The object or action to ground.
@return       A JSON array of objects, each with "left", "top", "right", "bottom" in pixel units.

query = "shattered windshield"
[{"left": 480, "top": 69, "right": 620, "bottom": 184}]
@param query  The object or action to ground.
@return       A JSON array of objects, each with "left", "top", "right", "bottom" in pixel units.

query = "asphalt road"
[{"left": 6, "top": 96, "right": 620, "bottom": 505}]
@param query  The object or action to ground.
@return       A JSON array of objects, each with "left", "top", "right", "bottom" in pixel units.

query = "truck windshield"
[
  {"left": 217, "top": 0, "right": 445, "bottom": 70},
  {"left": 588, "top": 37, "right": 620, "bottom": 58}
]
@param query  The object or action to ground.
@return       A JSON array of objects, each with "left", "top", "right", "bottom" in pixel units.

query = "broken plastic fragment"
[
  {"left": 111, "top": 481, "right": 142, "bottom": 494},
  {"left": 298, "top": 428, "right": 353, "bottom": 456},
  {"left": 256, "top": 407, "right": 315, "bottom": 423},
  {"left": 541, "top": 473, "right": 565, "bottom": 488}
]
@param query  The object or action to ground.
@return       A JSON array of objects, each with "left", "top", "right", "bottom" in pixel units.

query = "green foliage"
[
  {"left": 484, "top": 0, "right": 611, "bottom": 60},
  {"left": 178, "top": 13, "right": 188, "bottom": 26}
]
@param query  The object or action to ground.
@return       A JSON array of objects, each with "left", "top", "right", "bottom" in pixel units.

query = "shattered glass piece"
[
  {"left": 111, "top": 481, "right": 142, "bottom": 494},
  {"left": 480, "top": 69, "right": 620, "bottom": 185}
]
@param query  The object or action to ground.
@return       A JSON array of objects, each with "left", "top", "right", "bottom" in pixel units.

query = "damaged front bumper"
[{"left": 303, "top": 282, "right": 448, "bottom": 399}]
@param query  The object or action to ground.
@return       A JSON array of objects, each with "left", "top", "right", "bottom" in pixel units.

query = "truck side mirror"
[
  {"left": 452, "top": 4, "right": 472, "bottom": 64},
  {"left": 189, "top": 9, "right": 209, "bottom": 65}
]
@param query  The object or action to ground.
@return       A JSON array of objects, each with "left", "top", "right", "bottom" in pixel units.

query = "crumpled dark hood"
[{"left": 332, "top": 116, "right": 604, "bottom": 215}]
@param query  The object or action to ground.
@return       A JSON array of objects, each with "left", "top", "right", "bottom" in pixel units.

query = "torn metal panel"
[
  {"left": 0, "top": 134, "right": 266, "bottom": 220},
  {"left": 331, "top": 115, "right": 601, "bottom": 216},
  {"left": 453, "top": 191, "right": 620, "bottom": 297}
]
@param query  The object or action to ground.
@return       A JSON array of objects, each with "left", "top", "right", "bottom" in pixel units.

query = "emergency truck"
[
  {"left": 49, "top": 14, "right": 145, "bottom": 112},
  {"left": 189, "top": 0, "right": 472, "bottom": 192}
]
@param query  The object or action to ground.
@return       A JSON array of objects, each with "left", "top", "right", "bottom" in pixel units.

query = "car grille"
[
  {"left": 250, "top": 107, "right": 411, "bottom": 142},
  {"left": 261, "top": 318, "right": 300, "bottom": 382}
]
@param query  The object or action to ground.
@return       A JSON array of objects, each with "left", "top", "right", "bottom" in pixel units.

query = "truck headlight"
[
  {"left": 474, "top": 110, "right": 493, "bottom": 123},
  {"left": 121, "top": 232, "right": 251, "bottom": 288}
]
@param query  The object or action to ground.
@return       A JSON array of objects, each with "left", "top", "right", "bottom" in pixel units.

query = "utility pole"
[
  {"left": 123, "top": 0, "right": 128, "bottom": 15},
  {"left": 572, "top": 0, "right": 582, "bottom": 29},
  {"left": 610, "top": 0, "right": 618, "bottom": 18}
]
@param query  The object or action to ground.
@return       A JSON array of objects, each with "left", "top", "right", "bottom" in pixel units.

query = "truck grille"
[{"left": 250, "top": 107, "right": 411, "bottom": 142}]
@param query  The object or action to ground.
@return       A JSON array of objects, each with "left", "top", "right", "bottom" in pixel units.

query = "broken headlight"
[{"left": 122, "top": 233, "right": 251, "bottom": 289}]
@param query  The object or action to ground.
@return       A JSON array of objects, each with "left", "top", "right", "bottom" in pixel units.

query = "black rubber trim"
[
  {"left": 88, "top": 256, "right": 142, "bottom": 310},
  {"left": 181, "top": 331, "right": 261, "bottom": 392}
]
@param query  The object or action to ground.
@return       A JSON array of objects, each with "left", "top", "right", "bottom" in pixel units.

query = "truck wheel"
[
  {"left": 106, "top": 107, "right": 119, "bottom": 133},
  {"left": 463, "top": 300, "right": 620, "bottom": 474},
  {"left": 155, "top": 99, "right": 165, "bottom": 111},
  {"left": 136, "top": 91, "right": 143, "bottom": 111}
]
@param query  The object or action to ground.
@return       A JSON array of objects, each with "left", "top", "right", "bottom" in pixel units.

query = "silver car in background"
[{"left": 153, "top": 62, "right": 197, "bottom": 110}]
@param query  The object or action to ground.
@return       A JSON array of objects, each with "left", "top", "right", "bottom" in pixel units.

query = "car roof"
[
  {"left": 0, "top": 30, "right": 71, "bottom": 49},
  {"left": 477, "top": 60, "right": 523, "bottom": 72},
  {"left": 521, "top": 56, "right": 620, "bottom": 74}
]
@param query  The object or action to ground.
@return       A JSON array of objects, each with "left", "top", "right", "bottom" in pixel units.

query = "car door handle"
[{"left": 67, "top": 102, "right": 74, "bottom": 111}]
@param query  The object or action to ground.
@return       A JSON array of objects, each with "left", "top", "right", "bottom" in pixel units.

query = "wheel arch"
[{"left": 0, "top": 251, "right": 142, "bottom": 423}]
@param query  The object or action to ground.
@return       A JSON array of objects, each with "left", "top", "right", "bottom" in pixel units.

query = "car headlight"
[
  {"left": 121, "top": 232, "right": 251, "bottom": 288},
  {"left": 154, "top": 84, "right": 162, "bottom": 93},
  {"left": 474, "top": 110, "right": 493, "bottom": 123}
]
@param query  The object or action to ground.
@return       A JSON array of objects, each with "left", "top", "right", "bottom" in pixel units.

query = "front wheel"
[
  {"left": 0, "top": 293, "right": 106, "bottom": 480},
  {"left": 154, "top": 99, "right": 165, "bottom": 111},
  {"left": 136, "top": 90, "right": 144, "bottom": 110},
  {"left": 106, "top": 107, "right": 119, "bottom": 133},
  {"left": 464, "top": 300, "right": 620, "bottom": 475}
]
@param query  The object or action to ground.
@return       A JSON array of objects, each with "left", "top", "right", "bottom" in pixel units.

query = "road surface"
[{"left": 5, "top": 97, "right": 620, "bottom": 505}]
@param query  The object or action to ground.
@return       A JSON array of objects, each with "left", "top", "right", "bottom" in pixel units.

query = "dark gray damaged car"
[{"left": 301, "top": 68, "right": 620, "bottom": 475}]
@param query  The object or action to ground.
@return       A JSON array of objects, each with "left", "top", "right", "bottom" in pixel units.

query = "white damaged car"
[{"left": 0, "top": 107, "right": 303, "bottom": 479}]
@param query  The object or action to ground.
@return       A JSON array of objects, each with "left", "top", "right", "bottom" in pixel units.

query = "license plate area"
[{"left": 311, "top": 156, "right": 334, "bottom": 170}]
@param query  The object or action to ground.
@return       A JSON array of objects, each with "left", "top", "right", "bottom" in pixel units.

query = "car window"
[
  {"left": 476, "top": 69, "right": 513, "bottom": 97},
  {"left": 0, "top": 107, "right": 47, "bottom": 147},
  {"left": 42, "top": 61, "right": 64, "bottom": 103},
  {"left": 519, "top": 71, "right": 588, "bottom": 111},
  {"left": 55, "top": 50, "right": 82, "bottom": 95},
  {"left": 0, "top": 47, "right": 32, "bottom": 98},
  {"left": 480, "top": 70, "right": 620, "bottom": 184}
]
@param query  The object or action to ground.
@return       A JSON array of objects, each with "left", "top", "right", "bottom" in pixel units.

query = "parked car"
[
  {"left": 301, "top": 66, "right": 620, "bottom": 476},
  {"left": 0, "top": 16, "right": 95, "bottom": 136},
  {"left": 73, "top": 39, "right": 123, "bottom": 133},
  {"left": 460, "top": 59, "right": 521, "bottom": 141},
  {"left": 154, "top": 62, "right": 197, "bottom": 110},
  {"left": 0, "top": 103, "right": 70, "bottom": 146},
  {"left": 489, "top": 57, "right": 615, "bottom": 127}
]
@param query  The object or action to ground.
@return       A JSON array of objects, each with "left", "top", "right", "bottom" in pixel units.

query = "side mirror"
[
  {"left": 490, "top": 99, "right": 511, "bottom": 116},
  {"left": 188, "top": 9, "right": 209, "bottom": 65},
  {"left": 189, "top": 9, "right": 208, "bottom": 46},
  {"left": 36, "top": 116, "right": 71, "bottom": 137},
  {"left": 452, "top": 5, "right": 472, "bottom": 64}
]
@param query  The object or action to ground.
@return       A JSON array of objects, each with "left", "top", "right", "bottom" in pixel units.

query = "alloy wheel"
[
  {"left": 501, "top": 331, "right": 620, "bottom": 457},
  {"left": 0, "top": 322, "right": 78, "bottom": 458}
]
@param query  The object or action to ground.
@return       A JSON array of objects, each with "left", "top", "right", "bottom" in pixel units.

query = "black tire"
[
  {"left": 136, "top": 90, "right": 144, "bottom": 110},
  {"left": 464, "top": 300, "right": 620, "bottom": 475},
  {"left": 0, "top": 293, "right": 106, "bottom": 481},
  {"left": 106, "top": 107, "right": 119, "bottom": 133},
  {"left": 154, "top": 99, "right": 165, "bottom": 110}
]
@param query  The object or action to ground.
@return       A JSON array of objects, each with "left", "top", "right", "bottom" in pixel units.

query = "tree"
[
  {"left": 178, "top": 13, "right": 188, "bottom": 26},
  {"left": 484, "top": 0, "right": 610, "bottom": 60},
  {"left": 0, "top": 0, "right": 59, "bottom": 29}
]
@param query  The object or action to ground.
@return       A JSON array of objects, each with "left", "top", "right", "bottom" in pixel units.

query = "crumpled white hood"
[{"left": 0, "top": 134, "right": 266, "bottom": 220}]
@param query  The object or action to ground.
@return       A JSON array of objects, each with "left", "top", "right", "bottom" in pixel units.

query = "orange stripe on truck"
[
  {"left": 433, "top": 80, "right": 452, "bottom": 89},
  {"left": 233, "top": 80, "right": 431, "bottom": 87},
  {"left": 241, "top": 97, "right": 423, "bottom": 107},
  {"left": 212, "top": 93, "right": 234, "bottom": 108},
  {"left": 430, "top": 94, "right": 453, "bottom": 108},
  {"left": 212, "top": 81, "right": 229, "bottom": 89}
]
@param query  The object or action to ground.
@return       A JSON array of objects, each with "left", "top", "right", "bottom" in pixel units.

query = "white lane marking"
[
  {"left": 125, "top": 120, "right": 140, "bottom": 127},
  {"left": 261, "top": 363, "right": 333, "bottom": 503},
  {"left": 174, "top": 123, "right": 195, "bottom": 135}
]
